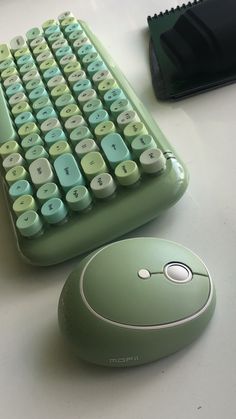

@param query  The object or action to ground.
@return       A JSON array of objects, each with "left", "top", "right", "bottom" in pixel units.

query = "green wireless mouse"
[{"left": 58, "top": 238, "right": 216, "bottom": 367}]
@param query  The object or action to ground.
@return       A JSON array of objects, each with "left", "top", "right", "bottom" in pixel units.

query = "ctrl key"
[{"left": 16, "top": 210, "right": 43, "bottom": 238}]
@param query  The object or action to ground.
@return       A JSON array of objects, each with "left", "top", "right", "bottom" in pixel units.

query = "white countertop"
[{"left": 0, "top": 1, "right": 235, "bottom": 418}]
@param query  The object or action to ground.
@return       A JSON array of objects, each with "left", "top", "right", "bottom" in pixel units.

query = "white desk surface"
[{"left": 0, "top": 1, "right": 235, "bottom": 418}]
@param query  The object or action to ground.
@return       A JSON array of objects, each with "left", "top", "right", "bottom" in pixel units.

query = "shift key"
[{"left": 54, "top": 153, "right": 85, "bottom": 191}]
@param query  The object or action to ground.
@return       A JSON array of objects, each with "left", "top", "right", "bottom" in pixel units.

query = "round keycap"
[
  {"left": 131, "top": 134, "right": 157, "bottom": 157},
  {"left": 55, "top": 93, "right": 75, "bottom": 110},
  {"left": 72, "top": 78, "right": 91, "bottom": 94},
  {"left": 25, "top": 78, "right": 43, "bottom": 92},
  {"left": 115, "top": 160, "right": 140, "bottom": 186},
  {"left": 61, "top": 16, "right": 77, "bottom": 27},
  {"left": 36, "top": 50, "right": 53, "bottom": 63},
  {"left": 19, "top": 62, "right": 36, "bottom": 75},
  {"left": 68, "top": 29, "right": 84, "bottom": 44},
  {"left": 22, "top": 69, "right": 40, "bottom": 83},
  {"left": 55, "top": 46, "right": 72, "bottom": 59},
  {"left": 21, "top": 133, "right": 43, "bottom": 150},
  {"left": 6, "top": 83, "right": 24, "bottom": 98},
  {"left": 60, "top": 104, "right": 81, "bottom": 121},
  {"left": 30, "top": 36, "right": 46, "bottom": 48},
  {"left": 25, "top": 145, "right": 49, "bottom": 162},
  {"left": 58, "top": 11, "right": 75, "bottom": 21},
  {"left": 80, "top": 151, "right": 108, "bottom": 180},
  {"left": 41, "top": 198, "right": 68, "bottom": 224},
  {"left": 92, "top": 69, "right": 111, "bottom": 85},
  {"left": 49, "top": 141, "right": 72, "bottom": 159},
  {"left": 42, "top": 19, "right": 58, "bottom": 29},
  {"left": 75, "top": 139, "right": 98, "bottom": 158},
  {"left": 32, "top": 96, "right": 52, "bottom": 111},
  {"left": 73, "top": 35, "right": 89, "bottom": 50},
  {"left": 66, "top": 185, "right": 92, "bottom": 212},
  {"left": 87, "top": 59, "right": 106, "bottom": 76},
  {"left": 12, "top": 101, "right": 32, "bottom": 116},
  {"left": 29, "top": 86, "right": 48, "bottom": 102},
  {"left": 36, "top": 106, "right": 57, "bottom": 123},
  {"left": 15, "top": 111, "right": 35, "bottom": 128},
  {"left": 70, "top": 126, "right": 93, "bottom": 145},
  {"left": 18, "top": 122, "right": 39, "bottom": 139},
  {"left": 9, "top": 92, "right": 28, "bottom": 107},
  {"left": 94, "top": 121, "right": 116, "bottom": 141},
  {"left": 39, "top": 59, "right": 57, "bottom": 72},
  {"left": 43, "top": 66, "right": 61, "bottom": 81},
  {"left": 64, "top": 23, "right": 81, "bottom": 34},
  {"left": 90, "top": 173, "right": 116, "bottom": 199},
  {"left": 98, "top": 78, "right": 118, "bottom": 95},
  {"left": 36, "top": 182, "right": 61, "bottom": 203},
  {"left": 3, "top": 153, "right": 25, "bottom": 171},
  {"left": 47, "top": 31, "right": 64, "bottom": 45},
  {"left": 9, "top": 179, "right": 33, "bottom": 201},
  {"left": 0, "top": 140, "right": 21, "bottom": 158},
  {"left": 68, "top": 69, "right": 86, "bottom": 85},
  {"left": 82, "top": 51, "right": 100, "bottom": 67},
  {"left": 1, "top": 67, "right": 18, "bottom": 80},
  {"left": 117, "top": 110, "right": 140, "bottom": 128},
  {"left": 16, "top": 210, "right": 43, "bottom": 237},
  {"left": 40, "top": 117, "right": 61, "bottom": 133},
  {"left": 83, "top": 98, "right": 103, "bottom": 116},
  {"left": 104, "top": 88, "right": 125, "bottom": 106},
  {"left": 77, "top": 44, "right": 95, "bottom": 59},
  {"left": 5, "top": 165, "right": 28, "bottom": 185},
  {"left": 44, "top": 25, "right": 60, "bottom": 37},
  {"left": 59, "top": 54, "right": 77, "bottom": 68},
  {"left": 88, "top": 109, "right": 109, "bottom": 129},
  {"left": 78, "top": 88, "right": 97, "bottom": 105},
  {"left": 3, "top": 74, "right": 21, "bottom": 88},
  {"left": 64, "top": 115, "right": 86, "bottom": 133},
  {"left": 26, "top": 27, "right": 43, "bottom": 41},
  {"left": 124, "top": 122, "right": 148, "bottom": 144},
  {"left": 139, "top": 148, "right": 166, "bottom": 174},
  {"left": 13, "top": 194, "right": 37, "bottom": 216},
  {"left": 110, "top": 98, "right": 132, "bottom": 118},
  {"left": 44, "top": 128, "right": 67, "bottom": 145},
  {"left": 51, "top": 84, "right": 70, "bottom": 99}
]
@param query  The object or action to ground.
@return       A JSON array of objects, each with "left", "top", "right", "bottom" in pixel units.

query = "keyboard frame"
[{"left": 0, "top": 19, "right": 189, "bottom": 265}]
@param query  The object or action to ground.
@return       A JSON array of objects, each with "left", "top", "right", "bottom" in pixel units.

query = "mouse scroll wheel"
[{"left": 164, "top": 263, "right": 192, "bottom": 283}]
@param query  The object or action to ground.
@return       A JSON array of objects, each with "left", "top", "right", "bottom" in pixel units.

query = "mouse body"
[{"left": 58, "top": 238, "right": 216, "bottom": 367}]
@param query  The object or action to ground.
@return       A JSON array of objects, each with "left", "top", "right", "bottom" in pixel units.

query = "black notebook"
[{"left": 148, "top": 0, "right": 236, "bottom": 100}]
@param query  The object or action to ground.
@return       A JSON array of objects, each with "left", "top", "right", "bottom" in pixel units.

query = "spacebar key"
[{"left": 0, "top": 85, "right": 17, "bottom": 144}]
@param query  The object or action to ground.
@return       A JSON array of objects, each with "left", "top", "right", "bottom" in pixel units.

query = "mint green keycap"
[
  {"left": 16, "top": 210, "right": 43, "bottom": 237},
  {"left": 32, "top": 96, "right": 52, "bottom": 111},
  {"left": 18, "top": 122, "right": 39, "bottom": 139},
  {"left": 44, "top": 128, "right": 66, "bottom": 145},
  {"left": 12, "top": 101, "right": 32, "bottom": 116},
  {"left": 115, "top": 160, "right": 140, "bottom": 186},
  {"left": 94, "top": 120, "right": 116, "bottom": 141},
  {"left": 15, "top": 111, "right": 35, "bottom": 128},
  {"left": 21, "top": 133, "right": 43, "bottom": 150},
  {"left": 70, "top": 126, "right": 93, "bottom": 145},
  {"left": 19, "top": 62, "right": 36, "bottom": 76},
  {"left": 77, "top": 43, "right": 95, "bottom": 58},
  {"left": 45, "top": 25, "right": 60, "bottom": 37},
  {"left": 72, "top": 78, "right": 91, "bottom": 94},
  {"left": 124, "top": 122, "right": 148, "bottom": 144},
  {"left": 104, "top": 88, "right": 125, "bottom": 106},
  {"left": 89, "top": 109, "right": 109, "bottom": 129},
  {"left": 82, "top": 52, "right": 100, "bottom": 67},
  {"left": 26, "top": 27, "right": 43, "bottom": 41},
  {"left": 0, "top": 58, "right": 15, "bottom": 72},
  {"left": 29, "top": 158, "right": 54, "bottom": 187},
  {"left": 101, "top": 133, "right": 131, "bottom": 168},
  {"left": 83, "top": 98, "right": 103, "bottom": 116},
  {"left": 36, "top": 182, "right": 61, "bottom": 203},
  {"left": 43, "top": 66, "right": 61, "bottom": 81},
  {"left": 69, "top": 30, "right": 85, "bottom": 44},
  {"left": 36, "top": 106, "right": 57, "bottom": 123},
  {"left": 13, "top": 194, "right": 37, "bottom": 216},
  {"left": 9, "top": 179, "right": 33, "bottom": 200},
  {"left": 55, "top": 93, "right": 75, "bottom": 110},
  {"left": 47, "top": 31, "right": 64, "bottom": 45},
  {"left": 131, "top": 134, "right": 157, "bottom": 157},
  {"left": 25, "top": 145, "right": 49, "bottom": 162},
  {"left": 6, "top": 165, "right": 28, "bottom": 185},
  {"left": 65, "top": 23, "right": 81, "bottom": 34},
  {"left": 25, "top": 79, "right": 43, "bottom": 93},
  {"left": 87, "top": 60, "right": 106, "bottom": 76},
  {"left": 54, "top": 153, "right": 84, "bottom": 191},
  {"left": 66, "top": 185, "right": 92, "bottom": 212},
  {"left": 17, "top": 54, "right": 34, "bottom": 67},
  {"left": 0, "top": 44, "right": 12, "bottom": 62},
  {"left": 29, "top": 86, "right": 48, "bottom": 102},
  {"left": 81, "top": 151, "right": 108, "bottom": 180},
  {"left": 49, "top": 141, "right": 72, "bottom": 159},
  {"left": 0, "top": 140, "right": 21, "bottom": 158},
  {"left": 6, "top": 83, "right": 24, "bottom": 98},
  {"left": 110, "top": 98, "right": 131, "bottom": 118}
]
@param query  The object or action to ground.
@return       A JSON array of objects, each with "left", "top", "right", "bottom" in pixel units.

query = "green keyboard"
[{"left": 0, "top": 11, "right": 188, "bottom": 266}]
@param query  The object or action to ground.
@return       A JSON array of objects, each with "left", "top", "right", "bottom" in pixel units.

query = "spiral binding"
[{"left": 147, "top": 0, "right": 204, "bottom": 21}]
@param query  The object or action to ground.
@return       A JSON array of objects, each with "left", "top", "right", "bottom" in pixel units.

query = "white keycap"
[
  {"left": 30, "top": 36, "right": 46, "bottom": 48},
  {"left": 41, "top": 118, "right": 61, "bottom": 133},
  {"left": 90, "top": 173, "right": 116, "bottom": 199},
  {"left": 65, "top": 115, "right": 86, "bottom": 132},
  {"left": 92, "top": 69, "right": 111, "bottom": 85},
  {"left": 51, "top": 39, "right": 68, "bottom": 51},
  {"left": 9, "top": 92, "right": 28, "bottom": 106},
  {"left": 10, "top": 36, "right": 27, "bottom": 51},
  {"left": 75, "top": 139, "right": 98, "bottom": 158},
  {"left": 36, "top": 50, "right": 53, "bottom": 63},
  {"left": 59, "top": 54, "right": 76, "bottom": 67},
  {"left": 3, "top": 75, "right": 21, "bottom": 87},
  {"left": 58, "top": 11, "right": 74, "bottom": 21},
  {"left": 68, "top": 70, "right": 86, "bottom": 85},
  {"left": 47, "top": 75, "right": 65, "bottom": 90},
  {"left": 139, "top": 148, "right": 166, "bottom": 174},
  {"left": 78, "top": 88, "right": 97, "bottom": 104},
  {"left": 117, "top": 110, "right": 140, "bottom": 129},
  {"left": 3, "top": 153, "right": 25, "bottom": 171},
  {"left": 29, "top": 158, "right": 54, "bottom": 187},
  {"left": 23, "top": 69, "right": 40, "bottom": 82}
]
